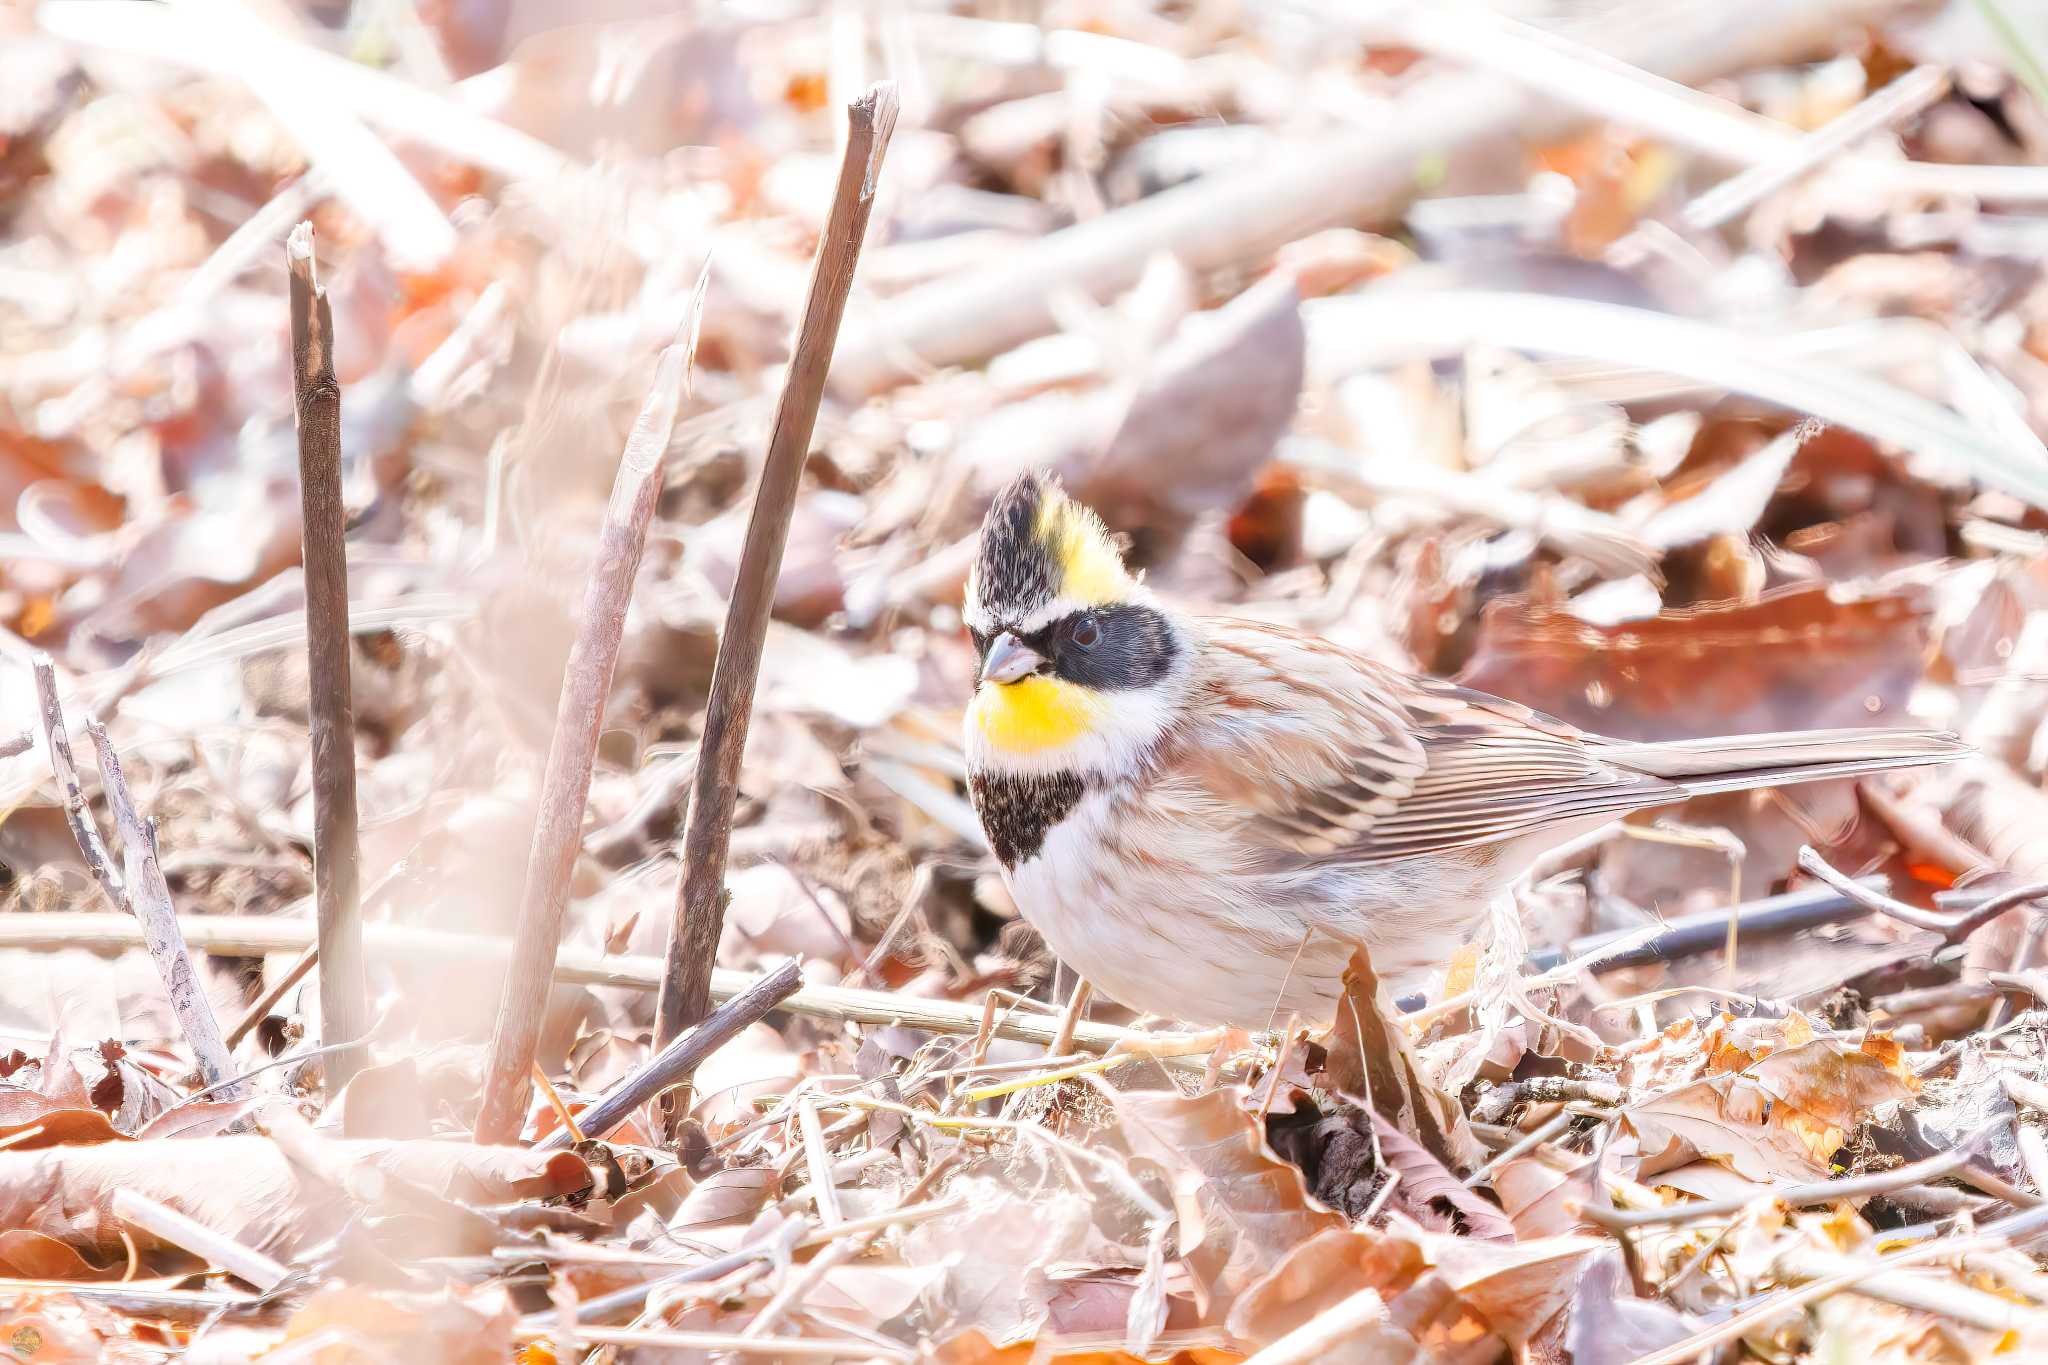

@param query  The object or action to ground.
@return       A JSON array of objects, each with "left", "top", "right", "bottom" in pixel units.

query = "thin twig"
[
  {"left": 1798, "top": 846, "right": 2048, "bottom": 944},
  {"left": 33, "top": 656, "right": 124, "bottom": 909},
  {"left": 472, "top": 302, "right": 705, "bottom": 1145},
  {"left": 657, "top": 82, "right": 900, "bottom": 1050},
  {"left": 1466, "top": 1109, "right": 1577, "bottom": 1189},
  {"left": 537, "top": 958, "right": 803, "bottom": 1151},
  {"left": 223, "top": 946, "right": 317, "bottom": 1052},
  {"left": 286, "top": 223, "right": 367, "bottom": 1091},
  {"left": 1673, "top": 66, "right": 1949, "bottom": 233},
  {"left": 110, "top": 1189, "right": 290, "bottom": 1292},
  {"left": 1047, "top": 978, "right": 1093, "bottom": 1059},
  {"left": 182, "top": 1035, "right": 370, "bottom": 1104},
  {"left": 531, "top": 1063, "right": 585, "bottom": 1146},
  {"left": 85, "top": 722, "right": 238, "bottom": 1095},
  {"left": 1585, "top": 1124, "right": 2008, "bottom": 1229},
  {"left": 1635, "top": 1210, "right": 2048, "bottom": 1365},
  {"left": 507, "top": 1324, "right": 910, "bottom": 1360}
]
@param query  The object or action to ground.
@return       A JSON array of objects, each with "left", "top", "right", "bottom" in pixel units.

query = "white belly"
[
  {"left": 993, "top": 785, "right": 1615, "bottom": 1028},
  {"left": 1002, "top": 794, "right": 1503, "bottom": 1028}
]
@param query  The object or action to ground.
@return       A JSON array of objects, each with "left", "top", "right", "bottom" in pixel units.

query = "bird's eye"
[{"left": 1067, "top": 616, "right": 1100, "bottom": 651}]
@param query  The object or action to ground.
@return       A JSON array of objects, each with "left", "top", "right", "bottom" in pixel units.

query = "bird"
[{"left": 960, "top": 471, "right": 1969, "bottom": 1030}]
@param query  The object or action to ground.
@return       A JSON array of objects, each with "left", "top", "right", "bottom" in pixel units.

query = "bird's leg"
[
  {"left": 1477, "top": 890, "right": 1603, "bottom": 1050},
  {"left": 1047, "top": 976, "right": 1094, "bottom": 1057}
]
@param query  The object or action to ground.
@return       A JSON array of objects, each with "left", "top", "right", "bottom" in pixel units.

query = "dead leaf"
[
  {"left": 1419, "top": 1228, "right": 1602, "bottom": 1349},
  {"left": 0, "top": 1136, "right": 590, "bottom": 1263},
  {"left": 1753, "top": 1033, "right": 1918, "bottom": 1120},
  {"left": 1111, "top": 1087, "right": 1342, "bottom": 1309},
  {"left": 135, "top": 1098, "right": 258, "bottom": 1141},
  {"left": 1562, "top": 1248, "right": 1698, "bottom": 1364},
  {"left": 671, "top": 1165, "right": 773, "bottom": 1229},
  {"left": 1457, "top": 582, "right": 1932, "bottom": 739},
  {"left": 0, "top": 1092, "right": 122, "bottom": 1149},
  {"left": 264, "top": 1282, "right": 514, "bottom": 1363},
  {"left": 1492, "top": 1147, "right": 1600, "bottom": 1239},
  {"left": 1317, "top": 947, "right": 1482, "bottom": 1174},
  {"left": 0, "top": 1229, "right": 117, "bottom": 1281},
  {"left": 1626, "top": 1034, "right": 1913, "bottom": 1186},
  {"left": 1368, "top": 1114, "right": 1515, "bottom": 1243},
  {"left": 1226, "top": 1224, "right": 1494, "bottom": 1365},
  {"left": 907, "top": 1178, "right": 1134, "bottom": 1350}
]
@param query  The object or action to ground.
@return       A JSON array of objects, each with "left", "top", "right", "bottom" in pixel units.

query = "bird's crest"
[{"left": 969, "top": 473, "right": 1131, "bottom": 627}]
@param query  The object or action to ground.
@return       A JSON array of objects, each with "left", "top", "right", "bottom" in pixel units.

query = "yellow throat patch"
[{"left": 969, "top": 674, "right": 1105, "bottom": 755}]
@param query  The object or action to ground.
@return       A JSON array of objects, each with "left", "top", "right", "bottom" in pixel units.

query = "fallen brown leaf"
[
  {"left": 0, "top": 1135, "right": 591, "bottom": 1264},
  {"left": 1111, "top": 1087, "right": 1343, "bottom": 1311},
  {"left": 263, "top": 1282, "right": 514, "bottom": 1364},
  {"left": 1317, "top": 947, "right": 1482, "bottom": 1174},
  {"left": 1457, "top": 582, "right": 1931, "bottom": 740}
]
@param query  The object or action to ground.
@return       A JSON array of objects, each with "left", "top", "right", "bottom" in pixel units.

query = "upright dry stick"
[
  {"left": 656, "top": 82, "right": 900, "bottom": 1049},
  {"left": 287, "top": 223, "right": 367, "bottom": 1090},
  {"left": 471, "top": 335, "right": 700, "bottom": 1144},
  {"left": 85, "top": 721, "right": 240, "bottom": 1096}
]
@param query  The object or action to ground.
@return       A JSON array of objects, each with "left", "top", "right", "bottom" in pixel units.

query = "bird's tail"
[{"left": 1602, "top": 727, "right": 1970, "bottom": 798}]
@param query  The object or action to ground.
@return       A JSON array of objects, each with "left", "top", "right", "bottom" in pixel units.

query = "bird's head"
[{"left": 963, "top": 473, "right": 1186, "bottom": 774}]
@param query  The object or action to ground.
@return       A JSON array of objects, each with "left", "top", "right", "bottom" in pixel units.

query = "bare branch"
[
  {"left": 1798, "top": 846, "right": 2048, "bottom": 945},
  {"left": 287, "top": 222, "right": 367, "bottom": 1090},
  {"left": 85, "top": 721, "right": 238, "bottom": 1095},
  {"left": 657, "top": 81, "right": 900, "bottom": 1050}
]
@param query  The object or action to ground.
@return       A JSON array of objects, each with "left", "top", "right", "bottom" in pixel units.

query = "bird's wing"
[{"left": 1176, "top": 618, "right": 1678, "bottom": 865}]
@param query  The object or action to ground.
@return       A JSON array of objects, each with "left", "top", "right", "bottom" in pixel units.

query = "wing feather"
[{"left": 1171, "top": 619, "right": 1678, "bottom": 867}]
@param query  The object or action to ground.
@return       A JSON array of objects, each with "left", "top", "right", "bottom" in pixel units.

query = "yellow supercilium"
[{"left": 1036, "top": 496, "right": 1130, "bottom": 606}]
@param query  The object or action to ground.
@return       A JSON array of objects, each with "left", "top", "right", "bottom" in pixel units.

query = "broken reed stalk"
[
  {"left": 537, "top": 957, "right": 802, "bottom": 1150},
  {"left": 286, "top": 223, "right": 367, "bottom": 1090},
  {"left": 110, "top": 1189, "right": 289, "bottom": 1293},
  {"left": 0, "top": 912, "right": 1220, "bottom": 1067},
  {"left": 657, "top": 81, "right": 900, "bottom": 1049},
  {"left": 471, "top": 335, "right": 699, "bottom": 1144},
  {"left": 85, "top": 720, "right": 240, "bottom": 1096}
]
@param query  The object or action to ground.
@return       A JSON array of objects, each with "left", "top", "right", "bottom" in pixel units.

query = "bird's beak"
[{"left": 979, "top": 632, "right": 1043, "bottom": 685}]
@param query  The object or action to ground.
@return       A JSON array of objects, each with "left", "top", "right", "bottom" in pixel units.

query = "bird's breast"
[{"left": 966, "top": 767, "right": 1086, "bottom": 868}]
